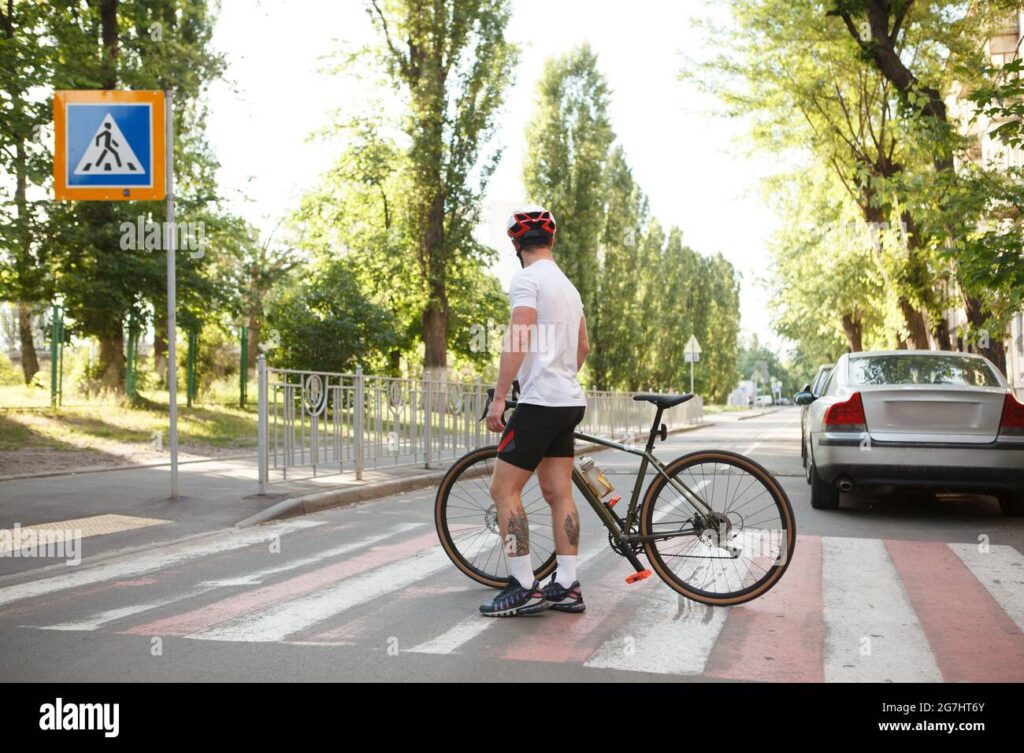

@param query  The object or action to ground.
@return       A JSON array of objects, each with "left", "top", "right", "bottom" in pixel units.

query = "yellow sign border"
[{"left": 53, "top": 90, "right": 166, "bottom": 201}]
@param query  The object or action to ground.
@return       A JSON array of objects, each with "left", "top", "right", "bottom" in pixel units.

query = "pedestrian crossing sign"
[{"left": 53, "top": 90, "right": 165, "bottom": 201}]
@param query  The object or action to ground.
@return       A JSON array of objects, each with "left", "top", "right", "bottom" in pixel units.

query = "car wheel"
[
  {"left": 999, "top": 491, "right": 1024, "bottom": 517},
  {"left": 804, "top": 453, "right": 812, "bottom": 485},
  {"left": 810, "top": 462, "right": 840, "bottom": 510}
]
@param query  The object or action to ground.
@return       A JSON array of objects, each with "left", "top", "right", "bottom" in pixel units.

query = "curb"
[
  {"left": 235, "top": 470, "right": 447, "bottom": 528},
  {"left": 237, "top": 420, "right": 714, "bottom": 527},
  {"left": 737, "top": 409, "right": 780, "bottom": 421},
  {"left": 0, "top": 453, "right": 257, "bottom": 482}
]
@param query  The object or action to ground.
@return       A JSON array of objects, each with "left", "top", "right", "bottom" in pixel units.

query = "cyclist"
[{"left": 479, "top": 206, "right": 590, "bottom": 617}]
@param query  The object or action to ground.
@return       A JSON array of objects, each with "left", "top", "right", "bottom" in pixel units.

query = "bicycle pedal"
[
  {"left": 605, "top": 495, "right": 622, "bottom": 509},
  {"left": 625, "top": 569, "right": 652, "bottom": 584}
]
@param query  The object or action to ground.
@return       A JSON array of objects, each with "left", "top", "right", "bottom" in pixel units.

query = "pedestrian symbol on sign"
[{"left": 74, "top": 114, "right": 142, "bottom": 175}]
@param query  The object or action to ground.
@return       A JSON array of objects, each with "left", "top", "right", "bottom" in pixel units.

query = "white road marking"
[
  {"left": 193, "top": 537, "right": 494, "bottom": 643},
  {"left": 29, "top": 522, "right": 424, "bottom": 631},
  {"left": 583, "top": 580, "right": 729, "bottom": 674},
  {"left": 949, "top": 542, "right": 1024, "bottom": 633},
  {"left": 0, "top": 519, "right": 323, "bottom": 607},
  {"left": 821, "top": 537, "right": 941, "bottom": 682}
]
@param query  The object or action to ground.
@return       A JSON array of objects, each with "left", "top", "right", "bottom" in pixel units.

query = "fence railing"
[{"left": 255, "top": 356, "right": 703, "bottom": 493}]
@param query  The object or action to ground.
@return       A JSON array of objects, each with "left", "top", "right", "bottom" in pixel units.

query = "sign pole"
[
  {"left": 165, "top": 90, "right": 179, "bottom": 499},
  {"left": 690, "top": 359, "right": 694, "bottom": 395}
]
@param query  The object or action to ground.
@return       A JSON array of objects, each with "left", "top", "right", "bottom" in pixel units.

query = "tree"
[
  {"left": 265, "top": 257, "right": 399, "bottom": 374},
  {"left": 367, "top": 0, "right": 518, "bottom": 375},
  {"left": 0, "top": 1, "right": 56, "bottom": 382},
  {"left": 40, "top": 0, "right": 225, "bottom": 393},
  {"left": 523, "top": 43, "right": 615, "bottom": 320},
  {"left": 825, "top": 0, "right": 1017, "bottom": 368},
  {"left": 590, "top": 147, "right": 648, "bottom": 389}
]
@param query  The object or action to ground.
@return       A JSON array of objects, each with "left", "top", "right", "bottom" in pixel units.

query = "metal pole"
[
  {"left": 165, "top": 90, "right": 179, "bottom": 498},
  {"left": 239, "top": 325, "right": 248, "bottom": 407},
  {"left": 354, "top": 365, "right": 364, "bottom": 480},
  {"left": 257, "top": 355, "right": 267, "bottom": 495},
  {"left": 690, "top": 359, "right": 694, "bottom": 395},
  {"left": 50, "top": 305, "right": 59, "bottom": 408}
]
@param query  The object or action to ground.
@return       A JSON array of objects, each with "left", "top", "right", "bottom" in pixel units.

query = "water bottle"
[{"left": 576, "top": 456, "right": 614, "bottom": 498}]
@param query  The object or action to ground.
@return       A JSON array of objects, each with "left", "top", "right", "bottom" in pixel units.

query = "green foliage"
[
  {"left": 265, "top": 257, "right": 400, "bottom": 374},
  {"left": 366, "top": 0, "right": 518, "bottom": 369}
]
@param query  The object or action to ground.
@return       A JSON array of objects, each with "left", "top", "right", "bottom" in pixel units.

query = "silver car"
[
  {"left": 800, "top": 363, "right": 833, "bottom": 469},
  {"left": 795, "top": 350, "right": 1024, "bottom": 515}
]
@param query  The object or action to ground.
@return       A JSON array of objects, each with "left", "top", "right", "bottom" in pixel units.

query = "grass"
[{"left": 0, "top": 397, "right": 258, "bottom": 454}]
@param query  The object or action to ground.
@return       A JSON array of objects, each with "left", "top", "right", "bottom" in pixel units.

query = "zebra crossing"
[{"left": 1, "top": 514, "right": 1023, "bottom": 682}]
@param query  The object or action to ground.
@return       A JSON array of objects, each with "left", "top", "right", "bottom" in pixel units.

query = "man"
[{"left": 479, "top": 206, "right": 590, "bottom": 617}]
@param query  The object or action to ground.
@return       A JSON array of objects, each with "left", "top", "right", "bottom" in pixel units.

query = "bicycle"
[{"left": 434, "top": 386, "right": 797, "bottom": 606}]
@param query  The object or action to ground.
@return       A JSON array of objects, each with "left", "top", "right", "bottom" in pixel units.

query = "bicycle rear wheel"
[
  {"left": 435, "top": 445, "right": 558, "bottom": 589},
  {"left": 640, "top": 449, "right": 796, "bottom": 606}
]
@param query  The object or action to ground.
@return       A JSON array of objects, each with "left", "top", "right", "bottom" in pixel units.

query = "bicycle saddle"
[{"left": 632, "top": 392, "right": 695, "bottom": 409}]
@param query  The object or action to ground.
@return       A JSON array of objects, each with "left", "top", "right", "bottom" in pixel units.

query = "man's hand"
[{"left": 486, "top": 396, "right": 507, "bottom": 434}]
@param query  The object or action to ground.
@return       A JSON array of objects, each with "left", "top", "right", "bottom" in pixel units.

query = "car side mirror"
[
  {"left": 794, "top": 391, "right": 816, "bottom": 406},
  {"left": 801, "top": 383, "right": 811, "bottom": 393}
]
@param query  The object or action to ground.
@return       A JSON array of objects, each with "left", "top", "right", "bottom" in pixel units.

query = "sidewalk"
[{"left": 0, "top": 422, "right": 712, "bottom": 578}]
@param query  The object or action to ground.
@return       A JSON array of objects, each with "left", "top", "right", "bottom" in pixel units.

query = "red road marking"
[
  {"left": 704, "top": 534, "right": 824, "bottom": 682},
  {"left": 122, "top": 531, "right": 440, "bottom": 637},
  {"left": 885, "top": 539, "right": 1024, "bottom": 682}
]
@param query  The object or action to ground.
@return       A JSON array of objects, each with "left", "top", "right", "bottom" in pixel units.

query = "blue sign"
[{"left": 65, "top": 103, "right": 154, "bottom": 189}]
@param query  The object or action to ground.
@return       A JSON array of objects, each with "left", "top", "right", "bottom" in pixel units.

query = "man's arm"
[
  {"left": 486, "top": 305, "right": 536, "bottom": 432},
  {"left": 577, "top": 314, "right": 590, "bottom": 371}
]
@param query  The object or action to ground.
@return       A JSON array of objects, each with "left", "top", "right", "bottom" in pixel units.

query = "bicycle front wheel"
[
  {"left": 640, "top": 449, "right": 796, "bottom": 606},
  {"left": 434, "top": 445, "right": 558, "bottom": 589}
]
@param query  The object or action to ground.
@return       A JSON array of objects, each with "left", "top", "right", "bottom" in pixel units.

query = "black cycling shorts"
[{"left": 496, "top": 403, "right": 586, "bottom": 472}]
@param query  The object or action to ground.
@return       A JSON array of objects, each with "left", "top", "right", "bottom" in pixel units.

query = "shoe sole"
[
  {"left": 547, "top": 601, "right": 585, "bottom": 613},
  {"left": 480, "top": 597, "right": 549, "bottom": 617}
]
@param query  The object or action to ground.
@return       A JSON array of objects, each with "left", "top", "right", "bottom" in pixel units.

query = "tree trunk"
[
  {"left": 97, "top": 331, "right": 126, "bottom": 393},
  {"left": 899, "top": 298, "right": 931, "bottom": 349},
  {"left": 17, "top": 303, "right": 39, "bottom": 384},
  {"left": 841, "top": 312, "right": 863, "bottom": 352},
  {"left": 247, "top": 314, "right": 260, "bottom": 370},
  {"left": 932, "top": 315, "right": 953, "bottom": 351},
  {"left": 422, "top": 274, "right": 448, "bottom": 374},
  {"left": 963, "top": 293, "right": 1007, "bottom": 373},
  {"left": 153, "top": 311, "right": 168, "bottom": 386}
]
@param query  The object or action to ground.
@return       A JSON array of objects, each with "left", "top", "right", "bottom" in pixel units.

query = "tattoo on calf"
[
  {"left": 564, "top": 511, "right": 580, "bottom": 547},
  {"left": 507, "top": 511, "right": 530, "bottom": 556}
]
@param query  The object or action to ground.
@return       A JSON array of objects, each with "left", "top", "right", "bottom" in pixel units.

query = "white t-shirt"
[{"left": 507, "top": 258, "right": 587, "bottom": 407}]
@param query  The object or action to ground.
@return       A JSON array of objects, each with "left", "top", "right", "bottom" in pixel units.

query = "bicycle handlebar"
[{"left": 479, "top": 379, "right": 520, "bottom": 421}]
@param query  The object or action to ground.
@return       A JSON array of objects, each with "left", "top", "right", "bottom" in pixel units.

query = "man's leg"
[
  {"left": 489, "top": 457, "right": 535, "bottom": 586},
  {"left": 536, "top": 456, "right": 584, "bottom": 610},
  {"left": 537, "top": 456, "right": 579, "bottom": 557}
]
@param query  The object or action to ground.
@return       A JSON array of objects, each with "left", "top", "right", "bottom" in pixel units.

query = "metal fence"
[{"left": 256, "top": 356, "right": 703, "bottom": 493}]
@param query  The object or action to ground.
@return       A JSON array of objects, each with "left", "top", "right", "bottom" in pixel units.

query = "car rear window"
[{"left": 848, "top": 355, "right": 1001, "bottom": 387}]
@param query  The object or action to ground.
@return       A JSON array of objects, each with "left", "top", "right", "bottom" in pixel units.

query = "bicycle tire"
[
  {"left": 435, "top": 445, "right": 558, "bottom": 589},
  {"left": 640, "top": 449, "right": 796, "bottom": 606}
]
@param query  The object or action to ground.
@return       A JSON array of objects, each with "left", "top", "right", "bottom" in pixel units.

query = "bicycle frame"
[{"left": 570, "top": 405, "right": 714, "bottom": 572}]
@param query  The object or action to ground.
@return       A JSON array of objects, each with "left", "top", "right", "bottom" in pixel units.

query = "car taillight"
[
  {"left": 999, "top": 393, "right": 1024, "bottom": 436},
  {"left": 824, "top": 392, "right": 867, "bottom": 431}
]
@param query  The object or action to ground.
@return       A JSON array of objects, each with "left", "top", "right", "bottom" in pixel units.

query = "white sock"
[
  {"left": 556, "top": 555, "right": 578, "bottom": 587},
  {"left": 508, "top": 554, "right": 535, "bottom": 588}
]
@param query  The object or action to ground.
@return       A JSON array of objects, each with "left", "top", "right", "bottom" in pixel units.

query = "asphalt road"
[{"left": 1, "top": 407, "right": 1022, "bottom": 682}]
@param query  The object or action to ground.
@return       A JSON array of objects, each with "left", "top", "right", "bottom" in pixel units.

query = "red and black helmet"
[{"left": 506, "top": 206, "right": 557, "bottom": 251}]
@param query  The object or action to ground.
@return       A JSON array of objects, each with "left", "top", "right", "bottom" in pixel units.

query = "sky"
[{"left": 206, "top": 0, "right": 783, "bottom": 348}]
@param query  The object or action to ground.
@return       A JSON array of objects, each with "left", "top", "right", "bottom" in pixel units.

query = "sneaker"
[
  {"left": 541, "top": 574, "right": 585, "bottom": 613},
  {"left": 479, "top": 576, "right": 548, "bottom": 617}
]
